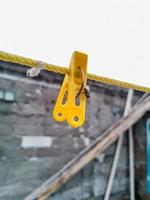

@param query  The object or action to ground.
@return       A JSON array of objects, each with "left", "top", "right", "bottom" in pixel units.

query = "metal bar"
[
  {"left": 129, "top": 126, "right": 135, "bottom": 200},
  {"left": 104, "top": 89, "right": 134, "bottom": 200}
]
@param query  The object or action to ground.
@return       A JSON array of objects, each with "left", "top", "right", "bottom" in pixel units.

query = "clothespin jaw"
[{"left": 53, "top": 51, "right": 88, "bottom": 128}]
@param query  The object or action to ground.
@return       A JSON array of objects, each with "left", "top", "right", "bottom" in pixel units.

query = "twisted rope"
[{"left": 0, "top": 51, "right": 149, "bottom": 93}]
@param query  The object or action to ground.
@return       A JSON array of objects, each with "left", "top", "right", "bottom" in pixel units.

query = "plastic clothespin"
[{"left": 53, "top": 51, "right": 88, "bottom": 128}]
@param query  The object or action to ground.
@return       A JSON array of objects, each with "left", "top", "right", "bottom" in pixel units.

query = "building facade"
[{"left": 0, "top": 61, "right": 148, "bottom": 200}]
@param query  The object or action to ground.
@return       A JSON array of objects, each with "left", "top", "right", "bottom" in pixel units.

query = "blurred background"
[{"left": 0, "top": 60, "right": 149, "bottom": 200}]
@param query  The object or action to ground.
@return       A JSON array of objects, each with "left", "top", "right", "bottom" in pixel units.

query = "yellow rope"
[{"left": 0, "top": 51, "right": 149, "bottom": 93}]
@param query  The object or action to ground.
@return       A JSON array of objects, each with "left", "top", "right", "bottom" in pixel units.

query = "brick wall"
[{"left": 0, "top": 61, "right": 146, "bottom": 200}]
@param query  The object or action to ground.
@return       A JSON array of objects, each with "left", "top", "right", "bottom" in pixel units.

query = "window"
[
  {"left": 0, "top": 90, "right": 4, "bottom": 100},
  {"left": 0, "top": 89, "right": 16, "bottom": 102},
  {"left": 4, "top": 91, "right": 15, "bottom": 102}
]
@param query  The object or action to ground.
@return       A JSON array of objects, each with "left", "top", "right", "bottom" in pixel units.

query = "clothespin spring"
[{"left": 76, "top": 67, "right": 90, "bottom": 99}]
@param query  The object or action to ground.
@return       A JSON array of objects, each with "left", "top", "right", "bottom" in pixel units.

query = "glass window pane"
[
  {"left": 0, "top": 90, "right": 4, "bottom": 100},
  {"left": 4, "top": 91, "right": 15, "bottom": 102}
]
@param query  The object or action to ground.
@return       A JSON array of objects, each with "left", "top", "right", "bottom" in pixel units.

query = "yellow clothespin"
[{"left": 53, "top": 51, "right": 88, "bottom": 128}]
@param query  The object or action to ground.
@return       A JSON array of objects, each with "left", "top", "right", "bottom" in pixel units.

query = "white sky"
[{"left": 0, "top": 0, "right": 150, "bottom": 88}]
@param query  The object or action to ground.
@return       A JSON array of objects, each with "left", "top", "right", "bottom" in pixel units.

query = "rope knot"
[{"left": 27, "top": 61, "right": 45, "bottom": 77}]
